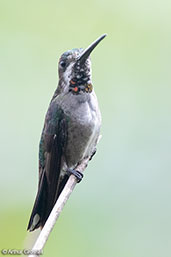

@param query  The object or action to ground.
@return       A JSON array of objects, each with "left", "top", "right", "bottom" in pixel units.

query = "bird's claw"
[
  {"left": 89, "top": 148, "right": 97, "bottom": 161},
  {"left": 67, "top": 169, "right": 83, "bottom": 183}
]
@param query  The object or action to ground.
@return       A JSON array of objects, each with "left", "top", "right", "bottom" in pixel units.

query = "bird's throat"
[{"left": 69, "top": 80, "right": 93, "bottom": 94}]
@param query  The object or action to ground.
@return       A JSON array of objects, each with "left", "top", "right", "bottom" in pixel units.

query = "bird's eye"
[{"left": 60, "top": 61, "right": 66, "bottom": 68}]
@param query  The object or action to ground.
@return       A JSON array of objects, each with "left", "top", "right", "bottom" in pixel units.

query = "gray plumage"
[{"left": 27, "top": 34, "right": 106, "bottom": 231}]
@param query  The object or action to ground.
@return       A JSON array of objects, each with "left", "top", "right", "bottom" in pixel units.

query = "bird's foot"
[
  {"left": 89, "top": 148, "right": 97, "bottom": 161},
  {"left": 67, "top": 168, "right": 83, "bottom": 183}
]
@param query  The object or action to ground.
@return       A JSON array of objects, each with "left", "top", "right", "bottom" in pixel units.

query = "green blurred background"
[{"left": 1, "top": 0, "right": 171, "bottom": 256}]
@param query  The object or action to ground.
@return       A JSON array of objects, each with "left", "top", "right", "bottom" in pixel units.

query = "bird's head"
[{"left": 58, "top": 34, "right": 106, "bottom": 94}]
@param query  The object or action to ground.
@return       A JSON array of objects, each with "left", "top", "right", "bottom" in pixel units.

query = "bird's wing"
[{"left": 27, "top": 101, "right": 68, "bottom": 231}]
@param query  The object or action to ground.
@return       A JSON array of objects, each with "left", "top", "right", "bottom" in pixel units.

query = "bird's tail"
[
  {"left": 27, "top": 168, "right": 68, "bottom": 232},
  {"left": 27, "top": 170, "right": 49, "bottom": 231}
]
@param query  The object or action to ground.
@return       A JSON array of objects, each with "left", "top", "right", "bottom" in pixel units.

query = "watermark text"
[{"left": 1, "top": 249, "right": 43, "bottom": 255}]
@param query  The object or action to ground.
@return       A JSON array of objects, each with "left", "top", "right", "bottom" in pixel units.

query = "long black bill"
[{"left": 77, "top": 34, "right": 107, "bottom": 64}]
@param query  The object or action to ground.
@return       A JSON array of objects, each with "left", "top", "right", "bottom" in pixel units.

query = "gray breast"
[{"left": 58, "top": 91, "right": 101, "bottom": 167}]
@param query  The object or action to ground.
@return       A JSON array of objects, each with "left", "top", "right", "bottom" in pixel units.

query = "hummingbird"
[{"left": 27, "top": 34, "right": 106, "bottom": 232}]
